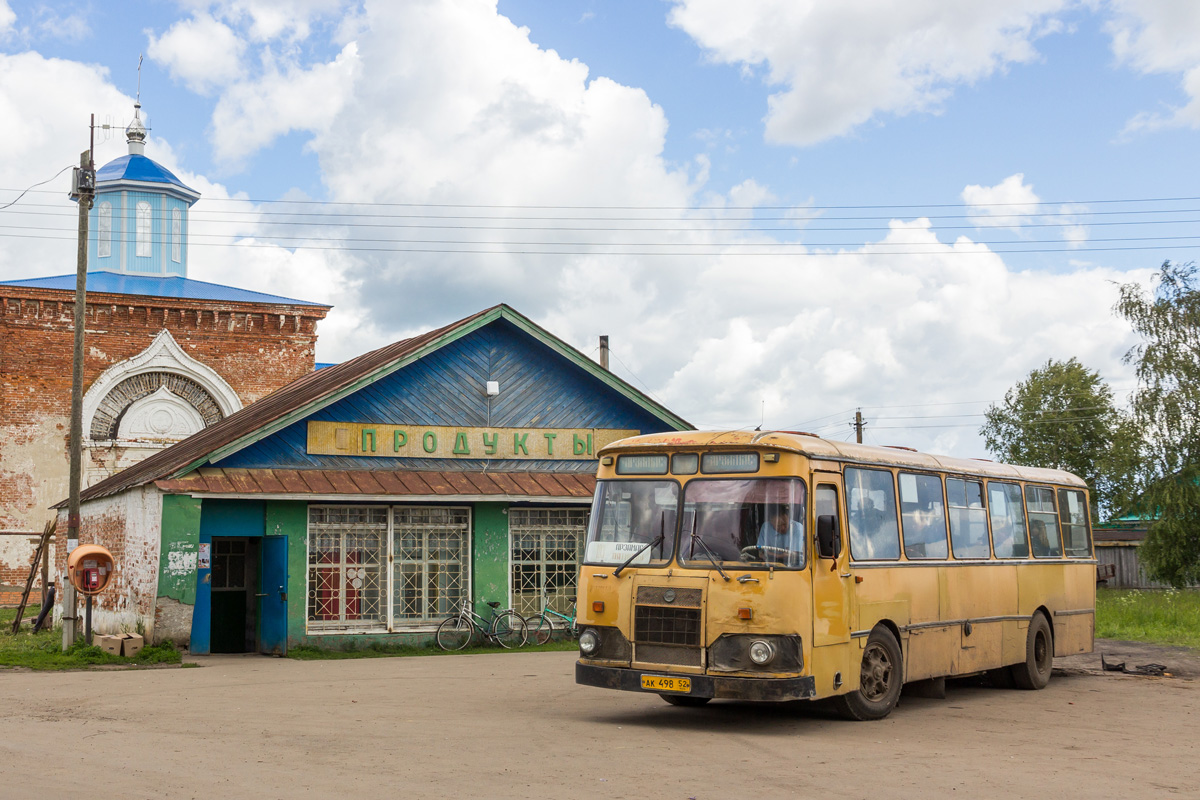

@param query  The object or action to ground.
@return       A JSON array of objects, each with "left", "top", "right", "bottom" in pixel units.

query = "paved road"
[{"left": 2, "top": 650, "right": 1197, "bottom": 799}]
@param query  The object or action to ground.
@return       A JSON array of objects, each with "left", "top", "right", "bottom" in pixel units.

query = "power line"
[{"left": 8, "top": 186, "right": 1200, "bottom": 210}]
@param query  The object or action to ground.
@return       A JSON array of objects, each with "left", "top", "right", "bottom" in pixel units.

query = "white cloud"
[
  {"left": 962, "top": 173, "right": 1041, "bottom": 229},
  {"left": 147, "top": 13, "right": 246, "bottom": 95},
  {"left": 667, "top": 0, "right": 1069, "bottom": 146},
  {"left": 0, "top": 2, "right": 14, "bottom": 36},
  {"left": 179, "top": 0, "right": 351, "bottom": 43},
  {"left": 1107, "top": 0, "right": 1200, "bottom": 132},
  {"left": 210, "top": 42, "right": 358, "bottom": 165}
]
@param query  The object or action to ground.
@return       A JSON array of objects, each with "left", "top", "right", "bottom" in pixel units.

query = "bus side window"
[
  {"left": 1057, "top": 488, "right": 1092, "bottom": 557},
  {"left": 845, "top": 467, "right": 900, "bottom": 560},
  {"left": 988, "top": 482, "right": 1029, "bottom": 559},
  {"left": 899, "top": 472, "right": 948, "bottom": 560},
  {"left": 947, "top": 478, "right": 989, "bottom": 559},
  {"left": 1025, "top": 486, "right": 1062, "bottom": 558}
]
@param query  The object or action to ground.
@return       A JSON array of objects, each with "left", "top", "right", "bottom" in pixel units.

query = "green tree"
[
  {"left": 1115, "top": 261, "right": 1200, "bottom": 587},
  {"left": 981, "top": 357, "right": 1142, "bottom": 519}
]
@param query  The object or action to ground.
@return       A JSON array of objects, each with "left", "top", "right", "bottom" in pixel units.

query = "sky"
[{"left": 2, "top": 0, "right": 1200, "bottom": 458}]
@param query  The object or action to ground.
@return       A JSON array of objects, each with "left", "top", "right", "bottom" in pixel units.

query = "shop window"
[
  {"left": 307, "top": 506, "right": 387, "bottom": 631},
  {"left": 391, "top": 506, "right": 469, "bottom": 625},
  {"left": 511, "top": 508, "right": 588, "bottom": 618}
]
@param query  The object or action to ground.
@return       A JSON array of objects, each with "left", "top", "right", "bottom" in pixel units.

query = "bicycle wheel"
[
  {"left": 436, "top": 616, "right": 474, "bottom": 651},
  {"left": 492, "top": 610, "right": 528, "bottom": 648},
  {"left": 527, "top": 613, "right": 554, "bottom": 645}
]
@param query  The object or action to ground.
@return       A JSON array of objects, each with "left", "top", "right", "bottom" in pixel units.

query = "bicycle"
[
  {"left": 436, "top": 599, "right": 528, "bottom": 650},
  {"left": 525, "top": 587, "right": 579, "bottom": 645}
]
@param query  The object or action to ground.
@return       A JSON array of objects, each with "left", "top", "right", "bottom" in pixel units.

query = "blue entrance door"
[{"left": 259, "top": 535, "right": 288, "bottom": 655}]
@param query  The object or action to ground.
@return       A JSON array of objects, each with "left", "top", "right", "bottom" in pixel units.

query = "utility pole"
[
  {"left": 852, "top": 408, "right": 866, "bottom": 444},
  {"left": 63, "top": 123, "right": 95, "bottom": 650}
]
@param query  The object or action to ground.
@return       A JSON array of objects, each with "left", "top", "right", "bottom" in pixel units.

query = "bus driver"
[{"left": 745, "top": 504, "right": 804, "bottom": 565}]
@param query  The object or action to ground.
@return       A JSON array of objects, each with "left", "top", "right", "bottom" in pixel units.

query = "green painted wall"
[
  {"left": 265, "top": 500, "right": 309, "bottom": 646},
  {"left": 157, "top": 494, "right": 202, "bottom": 604},
  {"left": 472, "top": 503, "right": 510, "bottom": 615}
]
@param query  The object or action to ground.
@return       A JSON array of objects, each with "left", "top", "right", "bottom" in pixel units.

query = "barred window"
[
  {"left": 511, "top": 508, "right": 588, "bottom": 618},
  {"left": 392, "top": 507, "right": 469, "bottom": 625},
  {"left": 307, "top": 506, "right": 387, "bottom": 631}
]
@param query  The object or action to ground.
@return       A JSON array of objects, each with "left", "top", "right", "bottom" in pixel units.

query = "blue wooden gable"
[{"left": 215, "top": 317, "right": 677, "bottom": 473}]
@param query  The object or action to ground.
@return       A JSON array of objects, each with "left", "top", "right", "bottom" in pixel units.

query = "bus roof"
[{"left": 599, "top": 430, "right": 1087, "bottom": 489}]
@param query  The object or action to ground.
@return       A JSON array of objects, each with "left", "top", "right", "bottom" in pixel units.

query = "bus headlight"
[
  {"left": 748, "top": 639, "right": 776, "bottom": 666},
  {"left": 579, "top": 629, "right": 600, "bottom": 656}
]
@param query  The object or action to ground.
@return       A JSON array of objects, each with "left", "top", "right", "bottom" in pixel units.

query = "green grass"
[
  {"left": 1096, "top": 588, "right": 1200, "bottom": 649},
  {"left": 0, "top": 608, "right": 183, "bottom": 670},
  {"left": 288, "top": 637, "right": 578, "bottom": 660}
]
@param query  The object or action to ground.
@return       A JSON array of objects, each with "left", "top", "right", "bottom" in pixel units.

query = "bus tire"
[
  {"left": 834, "top": 626, "right": 903, "bottom": 721},
  {"left": 661, "top": 694, "right": 710, "bottom": 707},
  {"left": 1010, "top": 612, "right": 1053, "bottom": 690}
]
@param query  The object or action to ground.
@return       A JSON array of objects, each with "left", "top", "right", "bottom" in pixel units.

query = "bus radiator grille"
[{"left": 634, "top": 605, "right": 701, "bottom": 646}]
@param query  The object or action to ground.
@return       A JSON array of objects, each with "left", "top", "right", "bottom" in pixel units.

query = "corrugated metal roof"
[
  {"left": 0, "top": 272, "right": 329, "bottom": 307},
  {"left": 67, "top": 304, "right": 682, "bottom": 506},
  {"left": 154, "top": 468, "right": 596, "bottom": 499}
]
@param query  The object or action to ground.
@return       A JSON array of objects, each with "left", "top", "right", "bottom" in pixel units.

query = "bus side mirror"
[{"left": 817, "top": 515, "right": 840, "bottom": 559}]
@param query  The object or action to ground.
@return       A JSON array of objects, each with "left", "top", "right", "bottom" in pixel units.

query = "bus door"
[{"left": 811, "top": 473, "right": 855, "bottom": 693}]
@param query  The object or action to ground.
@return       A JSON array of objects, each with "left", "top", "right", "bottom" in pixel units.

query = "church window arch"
[
  {"left": 136, "top": 200, "right": 152, "bottom": 257},
  {"left": 98, "top": 202, "right": 112, "bottom": 258}
]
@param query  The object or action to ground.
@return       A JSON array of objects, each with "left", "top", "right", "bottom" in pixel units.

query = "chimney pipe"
[{"left": 599, "top": 335, "right": 609, "bottom": 370}]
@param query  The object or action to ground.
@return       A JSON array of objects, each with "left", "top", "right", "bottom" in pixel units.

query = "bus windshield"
[
  {"left": 583, "top": 480, "right": 678, "bottom": 566},
  {"left": 679, "top": 478, "right": 807, "bottom": 569}
]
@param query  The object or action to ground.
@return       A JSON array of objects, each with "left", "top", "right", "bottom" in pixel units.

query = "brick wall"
[{"left": 0, "top": 285, "right": 328, "bottom": 585}]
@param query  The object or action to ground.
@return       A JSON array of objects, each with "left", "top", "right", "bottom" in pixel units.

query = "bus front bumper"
[{"left": 576, "top": 662, "right": 817, "bottom": 702}]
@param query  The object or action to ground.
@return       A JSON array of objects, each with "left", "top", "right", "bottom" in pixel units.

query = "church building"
[{"left": 0, "top": 104, "right": 330, "bottom": 591}]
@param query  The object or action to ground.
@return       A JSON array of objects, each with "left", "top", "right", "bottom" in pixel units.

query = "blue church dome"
[{"left": 96, "top": 154, "right": 196, "bottom": 197}]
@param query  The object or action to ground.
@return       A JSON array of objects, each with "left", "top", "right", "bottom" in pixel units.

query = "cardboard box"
[
  {"left": 119, "top": 633, "right": 144, "bottom": 658},
  {"left": 95, "top": 635, "right": 123, "bottom": 655}
]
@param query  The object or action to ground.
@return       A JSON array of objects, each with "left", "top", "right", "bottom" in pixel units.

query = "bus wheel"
[
  {"left": 835, "top": 626, "right": 903, "bottom": 721},
  {"left": 661, "top": 694, "right": 710, "bottom": 707},
  {"left": 1010, "top": 612, "right": 1053, "bottom": 690}
]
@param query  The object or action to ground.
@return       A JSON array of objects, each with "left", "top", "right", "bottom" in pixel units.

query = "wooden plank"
[
  {"left": 419, "top": 471, "right": 456, "bottom": 495},
  {"left": 396, "top": 471, "right": 434, "bottom": 494},
  {"left": 463, "top": 472, "right": 503, "bottom": 495},
  {"left": 442, "top": 472, "right": 476, "bottom": 494},
  {"left": 225, "top": 470, "right": 260, "bottom": 494},
  {"left": 486, "top": 473, "right": 523, "bottom": 494}
]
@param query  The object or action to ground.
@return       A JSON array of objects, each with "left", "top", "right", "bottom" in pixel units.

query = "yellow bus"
[{"left": 574, "top": 431, "right": 1095, "bottom": 720}]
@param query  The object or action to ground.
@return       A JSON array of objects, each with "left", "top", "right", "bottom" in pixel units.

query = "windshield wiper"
[
  {"left": 613, "top": 517, "right": 665, "bottom": 578},
  {"left": 688, "top": 533, "right": 731, "bottom": 581}
]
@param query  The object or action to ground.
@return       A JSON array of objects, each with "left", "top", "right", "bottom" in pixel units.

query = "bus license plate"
[{"left": 641, "top": 674, "right": 691, "bottom": 693}]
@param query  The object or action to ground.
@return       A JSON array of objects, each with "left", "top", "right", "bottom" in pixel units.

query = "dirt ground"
[{"left": 1, "top": 641, "right": 1197, "bottom": 800}]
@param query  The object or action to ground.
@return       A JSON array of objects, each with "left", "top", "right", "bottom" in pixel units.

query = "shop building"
[{"left": 60, "top": 304, "right": 690, "bottom": 653}]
